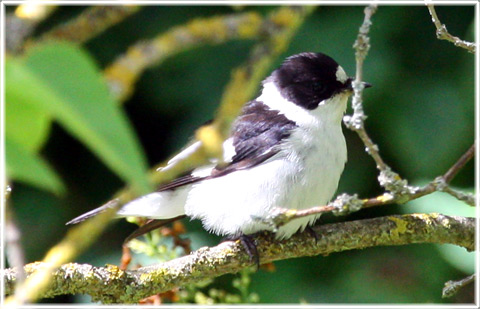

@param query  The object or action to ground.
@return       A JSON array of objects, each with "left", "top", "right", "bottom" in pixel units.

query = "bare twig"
[
  {"left": 443, "top": 143, "right": 475, "bottom": 184},
  {"left": 4, "top": 214, "right": 474, "bottom": 304},
  {"left": 344, "top": 6, "right": 388, "bottom": 173},
  {"left": 442, "top": 274, "right": 475, "bottom": 298},
  {"left": 427, "top": 5, "right": 476, "bottom": 54},
  {"left": 344, "top": 5, "right": 412, "bottom": 197},
  {"left": 344, "top": 5, "right": 376, "bottom": 127},
  {"left": 441, "top": 186, "right": 475, "bottom": 206},
  {"left": 422, "top": 143, "right": 476, "bottom": 206}
]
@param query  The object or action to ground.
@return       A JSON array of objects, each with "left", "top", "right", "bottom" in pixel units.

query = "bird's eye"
[{"left": 311, "top": 82, "right": 325, "bottom": 94}]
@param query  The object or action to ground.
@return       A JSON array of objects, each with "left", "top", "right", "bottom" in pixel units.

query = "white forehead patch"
[{"left": 335, "top": 66, "right": 348, "bottom": 83}]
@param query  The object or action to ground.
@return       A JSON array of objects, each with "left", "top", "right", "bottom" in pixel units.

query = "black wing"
[
  {"left": 157, "top": 174, "right": 203, "bottom": 191},
  {"left": 212, "top": 100, "right": 297, "bottom": 176},
  {"left": 156, "top": 100, "right": 297, "bottom": 189}
]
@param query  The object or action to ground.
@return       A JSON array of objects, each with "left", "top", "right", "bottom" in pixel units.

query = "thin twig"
[
  {"left": 422, "top": 143, "right": 476, "bottom": 206},
  {"left": 344, "top": 5, "right": 389, "bottom": 173},
  {"left": 442, "top": 186, "right": 475, "bottom": 206},
  {"left": 344, "top": 5, "right": 411, "bottom": 196},
  {"left": 443, "top": 143, "right": 475, "bottom": 184},
  {"left": 432, "top": 143, "right": 476, "bottom": 206},
  {"left": 442, "top": 274, "right": 475, "bottom": 298},
  {"left": 427, "top": 5, "right": 476, "bottom": 54}
]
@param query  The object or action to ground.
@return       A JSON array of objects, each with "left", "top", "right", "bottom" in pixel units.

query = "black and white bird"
[{"left": 68, "top": 52, "right": 370, "bottom": 243}]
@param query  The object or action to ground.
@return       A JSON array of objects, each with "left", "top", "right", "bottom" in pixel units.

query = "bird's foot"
[
  {"left": 305, "top": 226, "right": 319, "bottom": 244},
  {"left": 223, "top": 234, "right": 260, "bottom": 269}
]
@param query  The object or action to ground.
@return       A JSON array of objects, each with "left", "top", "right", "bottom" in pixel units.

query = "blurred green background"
[{"left": 5, "top": 5, "right": 475, "bottom": 304}]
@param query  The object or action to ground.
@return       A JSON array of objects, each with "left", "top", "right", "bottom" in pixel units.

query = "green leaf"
[
  {"left": 6, "top": 136, "right": 65, "bottom": 195},
  {"left": 5, "top": 92, "right": 52, "bottom": 153},
  {"left": 6, "top": 42, "right": 151, "bottom": 194}
]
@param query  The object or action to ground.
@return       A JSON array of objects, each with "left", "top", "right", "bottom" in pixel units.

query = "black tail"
[
  {"left": 66, "top": 199, "right": 119, "bottom": 225},
  {"left": 67, "top": 200, "right": 186, "bottom": 243},
  {"left": 123, "top": 215, "right": 186, "bottom": 243}
]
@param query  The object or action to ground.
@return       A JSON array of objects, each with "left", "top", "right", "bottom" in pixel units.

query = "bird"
[{"left": 67, "top": 52, "right": 370, "bottom": 256}]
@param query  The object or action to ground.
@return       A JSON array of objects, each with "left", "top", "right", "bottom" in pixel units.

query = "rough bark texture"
[{"left": 4, "top": 213, "right": 474, "bottom": 304}]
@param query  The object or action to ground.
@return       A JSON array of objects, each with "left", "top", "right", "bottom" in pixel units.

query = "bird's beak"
[{"left": 345, "top": 78, "right": 372, "bottom": 92}]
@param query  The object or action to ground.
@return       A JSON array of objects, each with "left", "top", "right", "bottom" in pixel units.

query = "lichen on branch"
[{"left": 4, "top": 214, "right": 474, "bottom": 304}]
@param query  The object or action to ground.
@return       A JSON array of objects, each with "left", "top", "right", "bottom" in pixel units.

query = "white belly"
[{"left": 185, "top": 123, "right": 347, "bottom": 239}]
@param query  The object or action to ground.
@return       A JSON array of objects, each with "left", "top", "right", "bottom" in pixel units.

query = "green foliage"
[
  {"left": 6, "top": 136, "right": 65, "bottom": 194},
  {"left": 5, "top": 85, "right": 52, "bottom": 153},
  {"left": 6, "top": 42, "right": 151, "bottom": 195},
  {"left": 178, "top": 268, "right": 259, "bottom": 304},
  {"left": 127, "top": 232, "right": 181, "bottom": 263}
]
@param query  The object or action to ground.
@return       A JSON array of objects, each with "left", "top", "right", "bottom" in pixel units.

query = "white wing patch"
[
  {"left": 158, "top": 140, "right": 202, "bottom": 172},
  {"left": 222, "top": 137, "right": 235, "bottom": 163},
  {"left": 158, "top": 136, "right": 236, "bottom": 173}
]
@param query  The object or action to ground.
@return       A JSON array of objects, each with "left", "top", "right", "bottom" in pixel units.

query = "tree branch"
[
  {"left": 344, "top": 4, "right": 413, "bottom": 199},
  {"left": 443, "top": 143, "right": 475, "bottom": 184},
  {"left": 426, "top": 4, "right": 476, "bottom": 53},
  {"left": 442, "top": 274, "right": 475, "bottom": 298},
  {"left": 32, "top": 6, "right": 140, "bottom": 46},
  {"left": 4, "top": 214, "right": 474, "bottom": 304}
]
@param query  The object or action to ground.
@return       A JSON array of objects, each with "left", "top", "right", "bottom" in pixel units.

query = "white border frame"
[{"left": 0, "top": 1, "right": 478, "bottom": 308}]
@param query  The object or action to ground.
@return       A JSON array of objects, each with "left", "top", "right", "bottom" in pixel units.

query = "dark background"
[{"left": 7, "top": 5, "right": 475, "bottom": 304}]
